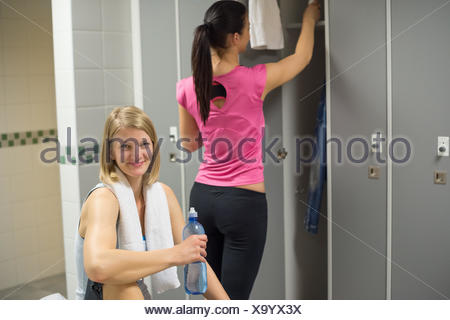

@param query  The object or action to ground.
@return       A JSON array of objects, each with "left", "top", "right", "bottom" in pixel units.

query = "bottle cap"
[{"left": 189, "top": 207, "right": 198, "bottom": 218}]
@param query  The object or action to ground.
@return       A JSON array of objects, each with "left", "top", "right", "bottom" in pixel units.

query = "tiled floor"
[{"left": 0, "top": 273, "right": 67, "bottom": 300}]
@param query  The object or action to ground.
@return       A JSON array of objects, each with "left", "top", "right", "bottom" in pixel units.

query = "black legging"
[{"left": 189, "top": 182, "right": 268, "bottom": 300}]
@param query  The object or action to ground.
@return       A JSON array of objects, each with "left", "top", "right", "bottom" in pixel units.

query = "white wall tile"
[
  {"left": 72, "top": 0, "right": 102, "bottom": 31},
  {"left": 0, "top": 107, "right": 5, "bottom": 135},
  {"left": 36, "top": 196, "right": 62, "bottom": 227},
  {"left": 0, "top": 204, "right": 13, "bottom": 234},
  {"left": 16, "top": 254, "right": 40, "bottom": 284},
  {"left": 38, "top": 249, "right": 65, "bottom": 279},
  {"left": 28, "top": 19, "right": 53, "bottom": 49},
  {"left": 29, "top": 46, "right": 54, "bottom": 75},
  {"left": 74, "top": 69, "right": 104, "bottom": 107},
  {"left": 27, "top": 0, "right": 52, "bottom": 20},
  {"left": 32, "top": 103, "right": 57, "bottom": 131},
  {"left": 0, "top": 0, "right": 28, "bottom": 19},
  {"left": 38, "top": 222, "right": 62, "bottom": 251},
  {"left": 58, "top": 165, "right": 80, "bottom": 203},
  {"left": 73, "top": 31, "right": 103, "bottom": 69},
  {"left": 5, "top": 104, "right": 32, "bottom": 132},
  {"left": 4, "top": 76, "right": 29, "bottom": 104},
  {"left": 104, "top": 69, "right": 133, "bottom": 105},
  {"left": 1, "top": 19, "right": 29, "bottom": 47},
  {"left": 6, "top": 144, "right": 33, "bottom": 176},
  {"left": 105, "top": 105, "right": 117, "bottom": 118},
  {"left": 0, "top": 232, "right": 15, "bottom": 262},
  {"left": 32, "top": 163, "right": 59, "bottom": 198},
  {"left": 0, "top": 259, "right": 17, "bottom": 291},
  {"left": 103, "top": 32, "right": 132, "bottom": 69},
  {"left": 0, "top": 148, "right": 9, "bottom": 176},
  {"left": 32, "top": 145, "right": 51, "bottom": 174},
  {"left": 76, "top": 106, "right": 105, "bottom": 143},
  {"left": 3, "top": 47, "right": 29, "bottom": 76},
  {"left": 29, "top": 75, "right": 55, "bottom": 103},
  {"left": 32, "top": 144, "right": 60, "bottom": 177},
  {"left": 12, "top": 200, "right": 36, "bottom": 231},
  {"left": 14, "top": 226, "right": 39, "bottom": 257},
  {"left": 102, "top": 0, "right": 131, "bottom": 32},
  {"left": 78, "top": 164, "right": 100, "bottom": 203},
  {"left": 10, "top": 173, "right": 34, "bottom": 202},
  {"left": 0, "top": 176, "right": 11, "bottom": 204},
  {"left": 0, "top": 76, "right": 5, "bottom": 103}
]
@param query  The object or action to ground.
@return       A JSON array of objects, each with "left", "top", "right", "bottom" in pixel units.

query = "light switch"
[
  {"left": 169, "top": 126, "right": 178, "bottom": 143},
  {"left": 371, "top": 132, "right": 383, "bottom": 153},
  {"left": 437, "top": 136, "right": 449, "bottom": 157}
]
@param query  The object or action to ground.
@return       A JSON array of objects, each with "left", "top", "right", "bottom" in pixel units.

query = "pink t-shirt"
[{"left": 176, "top": 64, "right": 267, "bottom": 187}]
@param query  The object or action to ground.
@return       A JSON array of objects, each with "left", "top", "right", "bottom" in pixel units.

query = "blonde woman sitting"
[{"left": 75, "top": 106, "right": 228, "bottom": 300}]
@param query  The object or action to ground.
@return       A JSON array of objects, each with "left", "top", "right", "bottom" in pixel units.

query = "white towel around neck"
[
  {"left": 106, "top": 168, "right": 180, "bottom": 295},
  {"left": 249, "top": 0, "right": 284, "bottom": 50}
]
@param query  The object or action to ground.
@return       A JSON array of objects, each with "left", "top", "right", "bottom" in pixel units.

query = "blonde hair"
[{"left": 100, "top": 106, "right": 160, "bottom": 186}]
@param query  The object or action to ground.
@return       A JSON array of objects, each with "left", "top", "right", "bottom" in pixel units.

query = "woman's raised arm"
[{"left": 262, "top": 1, "right": 321, "bottom": 100}]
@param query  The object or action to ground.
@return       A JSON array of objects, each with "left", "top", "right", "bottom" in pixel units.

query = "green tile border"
[
  {"left": 0, "top": 129, "right": 102, "bottom": 166},
  {"left": 0, "top": 129, "right": 57, "bottom": 149}
]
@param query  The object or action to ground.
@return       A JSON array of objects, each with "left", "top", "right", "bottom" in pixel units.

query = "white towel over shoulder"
[
  {"left": 107, "top": 168, "right": 180, "bottom": 295},
  {"left": 249, "top": 0, "right": 284, "bottom": 50}
]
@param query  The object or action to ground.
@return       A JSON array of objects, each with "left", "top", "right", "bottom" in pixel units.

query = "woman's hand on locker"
[{"left": 304, "top": 0, "right": 321, "bottom": 24}]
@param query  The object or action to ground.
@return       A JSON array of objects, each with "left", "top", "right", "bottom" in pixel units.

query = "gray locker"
[
  {"left": 391, "top": 0, "right": 450, "bottom": 299},
  {"left": 328, "top": 0, "right": 450, "bottom": 299},
  {"left": 328, "top": 0, "right": 388, "bottom": 299}
]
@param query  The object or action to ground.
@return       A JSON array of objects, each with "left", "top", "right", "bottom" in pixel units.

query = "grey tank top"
[{"left": 74, "top": 183, "right": 151, "bottom": 300}]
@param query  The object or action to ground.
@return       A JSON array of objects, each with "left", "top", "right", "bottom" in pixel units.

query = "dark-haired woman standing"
[{"left": 177, "top": 0, "right": 320, "bottom": 299}]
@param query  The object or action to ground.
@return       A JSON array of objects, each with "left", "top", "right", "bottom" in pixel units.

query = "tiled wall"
[
  {"left": 0, "top": 0, "right": 64, "bottom": 292},
  {"left": 52, "top": 0, "right": 134, "bottom": 299}
]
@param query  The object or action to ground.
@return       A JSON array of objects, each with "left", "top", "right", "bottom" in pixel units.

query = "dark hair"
[{"left": 191, "top": 0, "right": 247, "bottom": 124}]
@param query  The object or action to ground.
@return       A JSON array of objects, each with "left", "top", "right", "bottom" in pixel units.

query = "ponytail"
[
  {"left": 191, "top": 24, "right": 212, "bottom": 125},
  {"left": 191, "top": 1, "right": 247, "bottom": 125}
]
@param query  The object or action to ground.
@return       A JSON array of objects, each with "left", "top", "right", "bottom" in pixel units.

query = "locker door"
[
  {"left": 280, "top": 0, "right": 328, "bottom": 300},
  {"left": 328, "top": 0, "right": 388, "bottom": 299},
  {"left": 391, "top": 0, "right": 450, "bottom": 299},
  {"left": 178, "top": 0, "right": 216, "bottom": 218}
]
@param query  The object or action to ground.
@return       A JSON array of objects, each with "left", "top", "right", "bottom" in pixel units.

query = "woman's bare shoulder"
[
  {"left": 158, "top": 182, "right": 180, "bottom": 209},
  {"left": 158, "top": 181, "right": 173, "bottom": 196},
  {"left": 79, "top": 187, "right": 118, "bottom": 237}
]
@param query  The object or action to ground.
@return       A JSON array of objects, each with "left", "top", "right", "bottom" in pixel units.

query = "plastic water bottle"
[{"left": 182, "top": 207, "right": 207, "bottom": 295}]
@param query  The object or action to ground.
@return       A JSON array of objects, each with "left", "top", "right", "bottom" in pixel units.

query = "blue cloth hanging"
[{"left": 304, "top": 88, "right": 327, "bottom": 234}]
